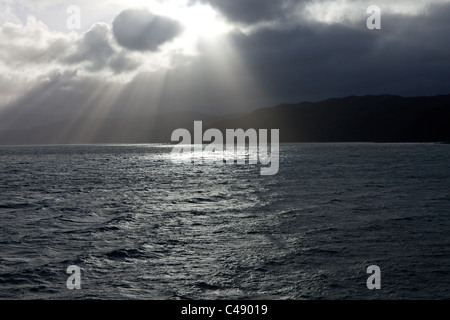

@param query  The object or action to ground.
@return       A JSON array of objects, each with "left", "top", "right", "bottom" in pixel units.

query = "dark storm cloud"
[
  {"left": 112, "top": 9, "right": 182, "bottom": 51},
  {"left": 222, "top": 1, "right": 450, "bottom": 102},
  {"left": 198, "top": 0, "right": 303, "bottom": 24}
]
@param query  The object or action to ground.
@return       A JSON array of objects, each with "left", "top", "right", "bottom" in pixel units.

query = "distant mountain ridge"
[
  {"left": 209, "top": 94, "right": 450, "bottom": 142},
  {"left": 0, "top": 94, "right": 449, "bottom": 145}
]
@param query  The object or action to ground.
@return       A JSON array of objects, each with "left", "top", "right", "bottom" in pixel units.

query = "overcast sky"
[{"left": 1, "top": 0, "right": 450, "bottom": 129}]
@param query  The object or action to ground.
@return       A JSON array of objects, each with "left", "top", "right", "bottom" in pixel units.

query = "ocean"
[{"left": 0, "top": 143, "right": 449, "bottom": 299}]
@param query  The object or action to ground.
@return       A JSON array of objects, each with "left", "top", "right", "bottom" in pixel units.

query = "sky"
[{"left": 1, "top": 0, "right": 450, "bottom": 129}]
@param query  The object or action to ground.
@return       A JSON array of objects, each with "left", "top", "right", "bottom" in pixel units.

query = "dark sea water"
[{"left": 0, "top": 143, "right": 449, "bottom": 300}]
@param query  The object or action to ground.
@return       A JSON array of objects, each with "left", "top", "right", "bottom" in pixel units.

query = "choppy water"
[{"left": 0, "top": 143, "right": 449, "bottom": 299}]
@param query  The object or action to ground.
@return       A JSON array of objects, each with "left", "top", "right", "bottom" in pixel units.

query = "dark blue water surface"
[{"left": 0, "top": 143, "right": 449, "bottom": 299}]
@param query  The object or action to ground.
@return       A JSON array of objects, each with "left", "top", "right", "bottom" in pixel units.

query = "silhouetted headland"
[{"left": 0, "top": 94, "right": 449, "bottom": 145}]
